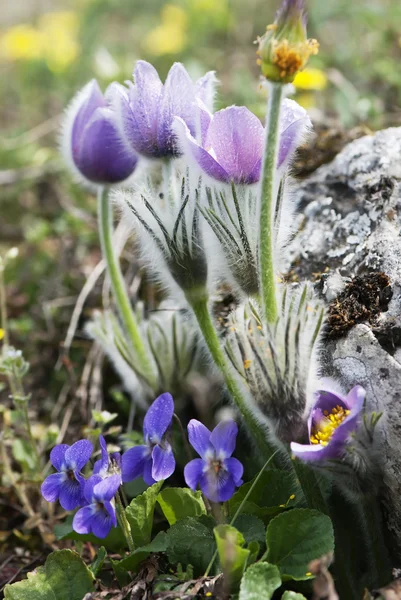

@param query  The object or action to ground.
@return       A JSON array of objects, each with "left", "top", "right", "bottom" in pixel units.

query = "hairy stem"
[
  {"left": 185, "top": 292, "right": 279, "bottom": 464},
  {"left": 98, "top": 187, "right": 156, "bottom": 389},
  {"left": 258, "top": 83, "right": 284, "bottom": 323}
]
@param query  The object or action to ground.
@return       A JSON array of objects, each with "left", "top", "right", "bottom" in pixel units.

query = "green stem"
[
  {"left": 98, "top": 187, "right": 156, "bottom": 389},
  {"left": 259, "top": 83, "right": 284, "bottom": 324},
  {"left": 204, "top": 451, "right": 278, "bottom": 577},
  {"left": 0, "top": 260, "right": 9, "bottom": 346},
  {"left": 116, "top": 491, "right": 135, "bottom": 552},
  {"left": 186, "top": 291, "right": 278, "bottom": 464}
]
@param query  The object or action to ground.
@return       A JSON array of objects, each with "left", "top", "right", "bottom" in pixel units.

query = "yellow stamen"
[{"left": 310, "top": 404, "right": 350, "bottom": 446}]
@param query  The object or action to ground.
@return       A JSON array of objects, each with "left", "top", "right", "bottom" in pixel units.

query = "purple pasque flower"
[
  {"left": 63, "top": 79, "right": 138, "bottom": 185},
  {"left": 174, "top": 98, "right": 310, "bottom": 185},
  {"left": 290, "top": 386, "right": 366, "bottom": 462},
  {"left": 72, "top": 474, "right": 120, "bottom": 538},
  {"left": 184, "top": 420, "right": 243, "bottom": 503},
  {"left": 121, "top": 393, "right": 175, "bottom": 486},
  {"left": 121, "top": 60, "right": 216, "bottom": 159},
  {"left": 93, "top": 435, "right": 122, "bottom": 484},
  {"left": 41, "top": 439, "right": 93, "bottom": 510}
]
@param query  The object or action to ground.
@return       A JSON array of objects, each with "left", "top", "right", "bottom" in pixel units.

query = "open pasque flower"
[
  {"left": 184, "top": 420, "right": 243, "bottom": 502},
  {"left": 121, "top": 60, "right": 215, "bottom": 158},
  {"left": 174, "top": 99, "right": 310, "bottom": 184},
  {"left": 73, "top": 474, "right": 121, "bottom": 538},
  {"left": 290, "top": 386, "right": 366, "bottom": 462},
  {"left": 41, "top": 439, "right": 93, "bottom": 510},
  {"left": 122, "top": 393, "right": 175, "bottom": 485},
  {"left": 62, "top": 79, "right": 138, "bottom": 185}
]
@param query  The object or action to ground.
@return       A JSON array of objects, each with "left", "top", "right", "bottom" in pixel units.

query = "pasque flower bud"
[
  {"left": 257, "top": 0, "right": 319, "bottom": 83},
  {"left": 62, "top": 79, "right": 139, "bottom": 186}
]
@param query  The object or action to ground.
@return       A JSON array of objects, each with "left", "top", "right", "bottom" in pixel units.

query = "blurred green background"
[{"left": 1, "top": 0, "right": 401, "bottom": 409}]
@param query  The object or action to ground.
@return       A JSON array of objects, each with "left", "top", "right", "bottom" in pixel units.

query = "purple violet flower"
[
  {"left": 63, "top": 79, "right": 138, "bottom": 185},
  {"left": 41, "top": 439, "right": 93, "bottom": 510},
  {"left": 174, "top": 99, "right": 310, "bottom": 184},
  {"left": 93, "top": 435, "right": 122, "bottom": 484},
  {"left": 121, "top": 60, "right": 216, "bottom": 159},
  {"left": 184, "top": 420, "right": 243, "bottom": 503},
  {"left": 290, "top": 386, "right": 366, "bottom": 462},
  {"left": 72, "top": 474, "right": 120, "bottom": 538},
  {"left": 121, "top": 393, "right": 176, "bottom": 486}
]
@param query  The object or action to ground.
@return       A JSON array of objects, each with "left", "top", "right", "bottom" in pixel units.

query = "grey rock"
[{"left": 288, "top": 127, "right": 401, "bottom": 549}]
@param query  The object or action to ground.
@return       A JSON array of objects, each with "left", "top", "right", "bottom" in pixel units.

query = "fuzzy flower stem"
[
  {"left": 97, "top": 187, "right": 156, "bottom": 389},
  {"left": 186, "top": 292, "right": 277, "bottom": 463},
  {"left": 115, "top": 490, "right": 135, "bottom": 552},
  {"left": 258, "top": 82, "right": 284, "bottom": 323}
]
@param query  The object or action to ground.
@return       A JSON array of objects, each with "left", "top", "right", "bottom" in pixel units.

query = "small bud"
[{"left": 257, "top": 0, "right": 319, "bottom": 83}]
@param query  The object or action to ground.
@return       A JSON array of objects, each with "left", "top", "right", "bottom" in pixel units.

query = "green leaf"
[
  {"left": 239, "top": 562, "right": 281, "bottom": 600},
  {"left": 247, "top": 541, "right": 260, "bottom": 565},
  {"left": 112, "top": 531, "right": 168, "bottom": 573},
  {"left": 229, "top": 470, "right": 301, "bottom": 515},
  {"left": 234, "top": 514, "right": 266, "bottom": 547},
  {"left": 125, "top": 481, "right": 163, "bottom": 547},
  {"left": 165, "top": 515, "right": 216, "bottom": 576},
  {"left": 90, "top": 546, "right": 107, "bottom": 577},
  {"left": 266, "top": 509, "right": 334, "bottom": 581},
  {"left": 281, "top": 592, "right": 307, "bottom": 599},
  {"left": 157, "top": 487, "right": 206, "bottom": 525},
  {"left": 214, "top": 524, "right": 250, "bottom": 592},
  {"left": 4, "top": 550, "right": 94, "bottom": 600}
]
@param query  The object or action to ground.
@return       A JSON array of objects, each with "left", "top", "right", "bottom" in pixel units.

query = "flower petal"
[
  {"left": 74, "top": 108, "right": 138, "bottom": 184},
  {"left": 157, "top": 62, "right": 196, "bottom": 156},
  {"left": 174, "top": 116, "right": 230, "bottom": 182},
  {"left": 41, "top": 473, "right": 65, "bottom": 502},
  {"left": 125, "top": 60, "right": 163, "bottom": 157},
  {"left": 64, "top": 439, "right": 93, "bottom": 471},
  {"left": 210, "top": 420, "right": 238, "bottom": 459},
  {"left": 73, "top": 505, "right": 95, "bottom": 535},
  {"left": 290, "top": 441, "right": 337, "bottom": 462},
  {"left": 121, "top": 445, "right": 151, "bottom": 483},
  {"left": 195, "top": 71, "right": 217, "bottom": 112},
  {"left": 90, "top": 507, "right": 115, "bottom": 538},
  {"left": 59, "top": 478, "right": 85, "bottom": 510},
  {"left": 187, "top": 419, "right": 213, "bottom": 459},
  {"left": 200, "top": 469, "right": 236, "bottom": 503},
  {"left": 224, "top": 457, "right": 244, "bottom": 486},
  {"left": 49, "top": 444, "right": 69, "bottom": 471},
  {"left": 206, "top": 107, "right": 264, "bottom": 184},
  {"left": 184, "top": 458, "right": 205, "bottom": 491},
  {"left": 277, "top": 98, "right": 311, "bottom": 169},
  {"left": 330, "top": 386, "right": 365, "bottom": 444},
  {"left": 142, "top": 456, "right": 156, "bottom": 486},
  {"left": 93, "top": 435, "right": 109, "bottom": 477},
  {"left": 83, "top": 475, "right": 103, "bottom": 504},
  {"left": 143, "top": 393, "right": 174, "bottom": 443},
  {"left": 93, "top": 474, "right": 121, "bottom": 502},
  {"left": 72, "top": 80, "right": 105, "bottom": 148},
  {"left": 151, "top": 444, "right": 175, "bottom": 481}
]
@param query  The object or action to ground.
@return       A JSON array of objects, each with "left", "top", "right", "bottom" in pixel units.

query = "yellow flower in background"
[
  {"left": 0, "top": 11, "right": 80, "bottom": 72},
  {"left": 39, "top": 11, "right": 80, "bottom": 72},
  {"left": 145, "top": 5, "right": 188, "bottom": 56},
  {"left": 293, "top": 68, "right": 328, "bottom": 91},
  {"left": 0, "top": 328, "right": 4, "bottom": 341},
  {"left": 0, "top": 24, "right": 45, "bottom": 61}
]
